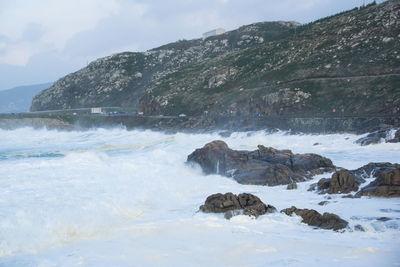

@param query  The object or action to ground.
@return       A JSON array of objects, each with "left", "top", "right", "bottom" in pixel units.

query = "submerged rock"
[
  {"left": 187, "top": 140, "right": 334, "bottom": 186},
  {"left": 281, "top": 206, "right": 348, "bottom": 231},
  {"left": 199, "top": 192, "right": 276, "bottom": 219}
]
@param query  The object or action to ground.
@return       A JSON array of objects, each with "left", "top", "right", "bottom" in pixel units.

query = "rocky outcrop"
[
  {"left": 187, "top": 140, "right": 334, "bottom": 186},
  {"left": 352, "top": 162, "right": 400, "bottom": 179},
  {"left": 281, "top": 206, "right": 348, "bottom": 231},
  {"left": 355, "top": 128, "right": 400, "bottom": 146},
  {"left": 311, "top": 170, "right": 365, "bottom": 194},
  {"left": 356, "top": 167, "right": 400, "bottom": 197},
  {"left": 388, "top": 129, "right": 400, "bottom": 143},
  {"left": 199, "top": 193, "right": 276, "bottom": 219}
]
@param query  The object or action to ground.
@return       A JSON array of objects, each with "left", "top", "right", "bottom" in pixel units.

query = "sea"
[{"left": 0, "top": 127, "right": 399, "bottom": 266}]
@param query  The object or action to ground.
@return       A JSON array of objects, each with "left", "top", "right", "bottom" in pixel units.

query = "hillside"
[
  {"left": 30, "top": 21, "right": 298, "bottom": 111},
  {"left": 0, "top": 83, "right": 52, "bottom": 113},
  {"left": 31, "top": 1, "right": 399, "bottom": 117}
]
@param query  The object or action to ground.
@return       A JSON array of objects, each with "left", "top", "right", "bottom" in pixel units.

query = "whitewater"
[{"left": 0, "top": 127, "right": 399, "bottom": 266}]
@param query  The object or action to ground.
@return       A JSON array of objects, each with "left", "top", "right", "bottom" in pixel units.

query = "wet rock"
[
  {"left": 199, "top": 192, "right": 276, "bottom": 219},
  {"left": 356, "top": 167, "right": 400, "bottom": 198},
  {"left": 313, "top": 142, "right": 321, "bottom": 146},
  {"left": 308, "top": 183, "right": 317, "bottom": 191},
  {"left": 218, "top": 131, "right": 232, "bottom": 138},
  {"left": 318, "top": 201, "right": 329, "bottom": 206},
  {"left": 354, "top": 224, "right": 365, "bottom": 232},
  {"left": 329, "top": 170, "right": 365, "bottom": 194},
  {"left": 386, "top": 129, "right": 400, "bottom": 143},
  {"left": 317, "top": 178, "right": 331, "bottom": 192},
  {"left": 377, "top": 217, "right": 391, "bottom": 222},
  {"left": 287, "top": 182, "right": 297, "bottom": 190},
  {"left": 314, "top": 170, "right": 365, "bottom": 194},
  {"left": 355, "top": 130, "right": 387, "bottom": 146},
  {"left": 281, "top": 206, "right": 348, "bottom": 231},
  {"left": 187, "top": 140, "right": 334, "bottom": 186}
]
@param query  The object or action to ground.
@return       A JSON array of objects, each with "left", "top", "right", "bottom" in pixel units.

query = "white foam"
[{"left": 0, "top": 127, "right": 399, "bottom": 266}]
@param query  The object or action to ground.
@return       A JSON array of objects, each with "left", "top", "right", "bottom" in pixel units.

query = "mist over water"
[{"left": 0, "top": 127, "right": 399, "bottom": 266}]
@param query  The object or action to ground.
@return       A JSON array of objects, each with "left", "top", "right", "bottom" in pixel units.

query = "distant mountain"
[
  {"left": 31, "top": 0, "right": 399, "bottom": 117},
  {"left": 0, "top": 83, "right": 52, "bottom": 113}
]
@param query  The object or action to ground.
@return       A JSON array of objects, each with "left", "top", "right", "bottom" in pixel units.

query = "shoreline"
[{"left": 0, "top": 113, "right": 399, "bottom": 134}]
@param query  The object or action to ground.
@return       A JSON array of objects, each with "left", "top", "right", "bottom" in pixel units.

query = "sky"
[{"left": 0, "top": 0, "right": 384, "bottom": 90}]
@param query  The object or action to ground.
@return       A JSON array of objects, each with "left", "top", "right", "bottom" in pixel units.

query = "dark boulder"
[
  {"left": 356, "top": 167, "right": 400, "bottom": 198},
  {"left": 352, "top": 162, "right": 400, "bottom": 179},
  {"left": 386, "top": 129, "right": 400, "bottom": 143},
  {"left": 356, "top": 129, "right": 400, "bottom": 145},
  {"left": 199, "top": 192, "right": 276, "bottom": 219},
  {"left": 317, "top": 170, "right": 365, "bottom": 194},
  {"left": 355, "top": 130, "right": 387, "bottom": 146},
  {"left": 329, "top": 170, "right": 364, "bottom": 194},
  {"left": 318, "top": 201, "right": 329, "bottom": 206},
  {"left": 281, "top": 206, "right": 348, "bottom": 231},
  {"left": 187, "top": 140, "right": 334, "bottom": 186}
]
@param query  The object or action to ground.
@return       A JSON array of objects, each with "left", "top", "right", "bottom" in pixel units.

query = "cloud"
[{"left": 0, "top": 0, "right": 120, "bottom": 66}]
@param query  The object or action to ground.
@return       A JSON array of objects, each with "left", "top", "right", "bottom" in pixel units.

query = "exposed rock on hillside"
[
  {"left": 31, "top": 1, "right": 399, "bottom": 118},
  {"left": 187, "top": 140, "right": 334, "bottom": 186},
  {"left": 31, "top": 22, "right": 298, "bottom": 112},
  {"left": 199, "top": 192, "right": 276, "bottom": 219},
  {"left": 281, "top": 206, "right": 348, "bottom": 231},
  {"left": 139, "top": 0, "right": 400, "bottom": 117}
]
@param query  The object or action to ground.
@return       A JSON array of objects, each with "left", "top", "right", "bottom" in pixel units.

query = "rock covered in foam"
[{"left": 281, "top": 206, "right": 348, "bottom": 231}]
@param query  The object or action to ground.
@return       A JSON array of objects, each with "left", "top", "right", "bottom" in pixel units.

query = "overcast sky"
[{"left": 0, "top": 0, "right": 384, "bottom": 90}]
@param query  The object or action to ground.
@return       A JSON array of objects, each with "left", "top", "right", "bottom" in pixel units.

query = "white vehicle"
[{"left": 179, "top": 113, "right": 187, "bottom": 117}]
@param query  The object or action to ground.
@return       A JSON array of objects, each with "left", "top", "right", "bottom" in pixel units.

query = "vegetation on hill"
[{"left": 31, "top": 0, "right": 399, "bottom": 118}]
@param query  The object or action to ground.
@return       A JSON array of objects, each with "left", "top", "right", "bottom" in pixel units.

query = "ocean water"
[{"left": 0, "top": 127, "right": 399, "bottom": 266}]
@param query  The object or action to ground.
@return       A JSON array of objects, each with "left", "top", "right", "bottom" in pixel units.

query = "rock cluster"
[
  {"left": 199, "top": 193, "right": 276, "bottom": 219},
  {"left": 187, "top": 140, "right": 334, "bottom": 186},
  {"left": 356, "top": 129, "right": 400, "bottom": 146},
  {"left": 356, "top": 167, "right": 400, "bottom": 198},
  {"left": 281, "top": 206, "right": 348, "bottom": 231},
  {"left": 310, "top": 163, "right": 400, "bottom": 198}
]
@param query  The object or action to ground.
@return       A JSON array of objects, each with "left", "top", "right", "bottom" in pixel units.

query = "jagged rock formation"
[
  {"left": 31, "top": 1, "right": 399, "bottom": 118},
  {"left": 356, "top": 128, "right": 400, "bottom": 145},
  {"left": 199, "top": 192, "right": 276, "bottom": 219},
  {"left": 310, "top": 162, "right": 400, "bottom": 197},
  {"left": 356, "top": 164, "right": 400, "bottom": 197},
  {"left": 281, "top": 206, "right": 348, "bottom": 231},
  {"left": 187, "top": 140, "right": 334, "bottom": 186},
  {"left": 311, "top": 170, "right": 365, "bottom": 194}
]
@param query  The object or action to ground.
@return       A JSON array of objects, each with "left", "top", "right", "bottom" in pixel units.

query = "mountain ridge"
[{"left": 31, "top": 1, "right": 399, "bottom": 117}]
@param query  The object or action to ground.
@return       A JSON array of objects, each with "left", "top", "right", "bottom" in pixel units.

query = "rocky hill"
[
  {"left": 30, "top": 21, "right": 298, "bottom": 111},
  {"left": 31, "top": 1, "right": 399, "bottom": 117}
]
